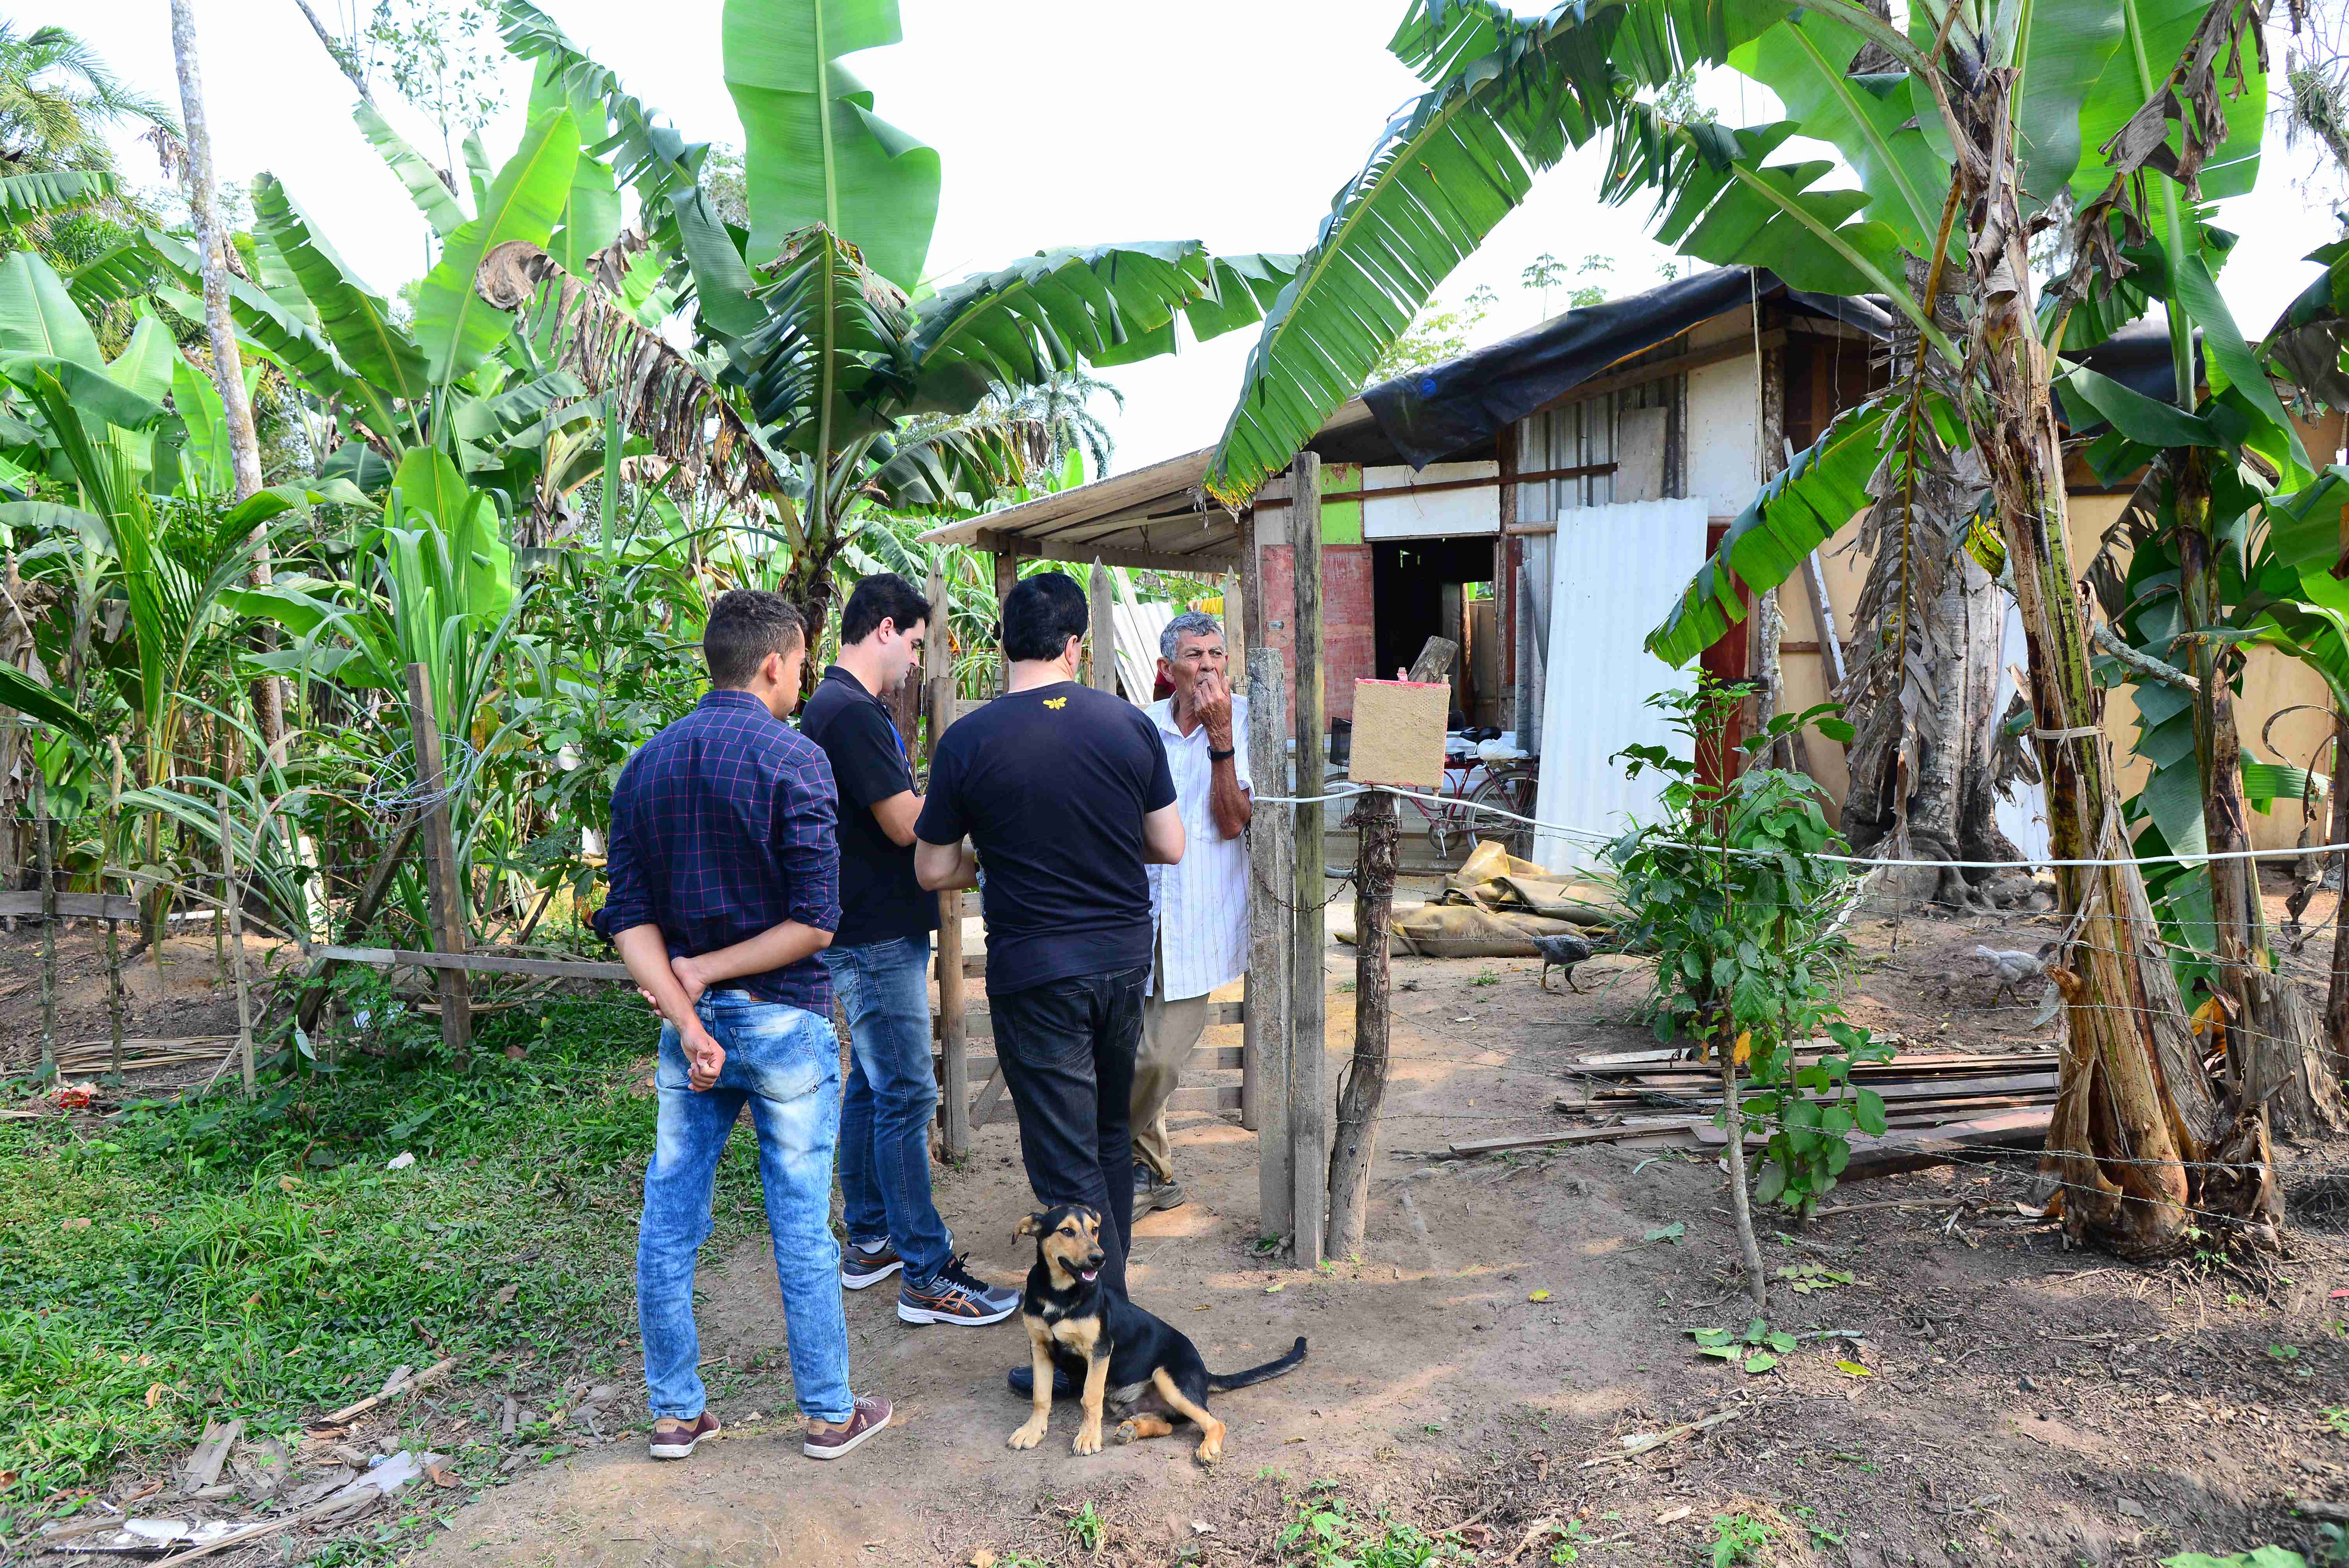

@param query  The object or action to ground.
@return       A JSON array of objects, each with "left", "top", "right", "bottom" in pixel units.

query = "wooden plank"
[
  {"left": 956, "top": 1045, "right": 1246, "bottom": 1077},
  {"left": 318, "top": 945, "right": 630, "bottom": 980},
  {"left": 976, "top": 527, "right": 1239, "bottom": 576},
  {"left": 1799, "top": 550, "right": 1847, "bottom": 690},
  {"left": 1693, "top": 1107, "right": 2053, "bottom": 1178},
  {"left": 1289, "top": 451, "right": 1328, "bottom": 1269},
  {"left": 1249, "top": 461, "right": 1614, "bottom": 510},
  {"left": 992, "top": 549, "right": 1017, "bottom": 693},
  {"left": 405, "top": 663, "right": 471, "bottom": 1067},
  {"left": 0, "top": 891, "right": 141, "bottom": 921},
  {"left": 941, "top": 1002, "right": 1242, "bottom": 1042},
  {"left": 1577, "top": 1071, "right": 2059, "bottom": 1107},
  {"left": 980, "top": 1083, "right": 1240, "bottom": 1127},
  {"left": 1449, "top": 1119, "right": 1708, "bottom": 1156}
]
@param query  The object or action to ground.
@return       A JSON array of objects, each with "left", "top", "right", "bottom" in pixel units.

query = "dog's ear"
[{"left": 1014, "top": 1212, "right": 1044, "bottom": 1237}]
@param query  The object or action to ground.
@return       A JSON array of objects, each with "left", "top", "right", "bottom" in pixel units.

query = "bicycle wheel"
[{"left": 1466, "top": 768, "right": 1538, "bottom": 861}]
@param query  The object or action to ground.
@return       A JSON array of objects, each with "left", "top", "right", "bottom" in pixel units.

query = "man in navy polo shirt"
[{"left": 800, "top": 572, "right": 1019, "bottom": 1327}]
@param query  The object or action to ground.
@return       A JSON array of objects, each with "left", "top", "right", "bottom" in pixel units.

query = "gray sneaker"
[
  {"left": 896, "top": 1254, "right": 1021, "bottom": 1326},
  {"left": 1134, "top": 1163, "right": 1187, "bottom": 1213},
  {"left": 840, "top": 1238, "right": 903, "bottom": 1290}
]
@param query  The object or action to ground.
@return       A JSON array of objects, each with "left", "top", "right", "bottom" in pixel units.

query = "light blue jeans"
[
  {"left": 820, "top": 935, "right": 953, "bottom": 1287},
  {"left": 637, "top": 990, "right": 852, "bottom": 1424}
]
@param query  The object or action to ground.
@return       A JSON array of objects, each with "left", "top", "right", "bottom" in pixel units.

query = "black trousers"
[{"left": 989, "top": 965, "right": 1147, "bottom": 1297}]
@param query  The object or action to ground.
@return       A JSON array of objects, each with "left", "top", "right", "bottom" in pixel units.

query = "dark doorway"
[{"left": 1371, "top": 536, "right": 1497, "bottom": 723}]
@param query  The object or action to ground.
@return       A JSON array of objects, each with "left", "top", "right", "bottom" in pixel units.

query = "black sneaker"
[
  {"left": 896, "top": 1254, "right": 1020, "bottom": 1326},
  {"left": 1008, "top": 1363, "right": 1077, "bottom": 1399},
  {"left": 841, "top": 1238, "right": 903, "bottom": 1291},
  {"left": 1134, "top": 1163, "right": 1187, "bottom": 1214}
]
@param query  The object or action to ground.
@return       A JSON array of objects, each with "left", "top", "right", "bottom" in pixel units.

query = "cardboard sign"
[{"left": 1349, "top": 680, "right": 1450, "bottom": 788}]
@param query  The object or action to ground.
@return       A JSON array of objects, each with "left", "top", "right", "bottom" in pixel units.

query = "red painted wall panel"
[{"left": 1255, "top": 542, "right": 1377, "bottom": 733}]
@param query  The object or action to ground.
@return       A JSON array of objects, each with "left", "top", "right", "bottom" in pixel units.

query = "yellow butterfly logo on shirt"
[{"left": 1043, "top": 697, "right": 1068, "bottom": 709}]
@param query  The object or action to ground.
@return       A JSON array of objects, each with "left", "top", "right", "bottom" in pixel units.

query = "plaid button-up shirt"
[{"left": 592, "top": 688, "right": 841, "bottom": 1012}]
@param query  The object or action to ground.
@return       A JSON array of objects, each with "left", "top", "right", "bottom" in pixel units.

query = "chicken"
[
  {"left": 1532, "top": 930, "right": 1595, "bottom": 994},
  {"left": 1975, "top": 944, "right": 2050, "bottom": 1005}
]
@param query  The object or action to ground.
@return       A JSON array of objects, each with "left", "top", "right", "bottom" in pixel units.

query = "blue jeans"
[
  {"left": 638, "top": 990, "right": 852, "bottom": 1424},
  {"left": 819, "top": 935, "right": 953, "bottom": 1287}
]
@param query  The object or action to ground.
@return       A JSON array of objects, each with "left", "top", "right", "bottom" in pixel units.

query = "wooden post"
[
  {"left": 104, "top": 881, "right": 126, "bottom": 1082},
  {"left": 1288, "top": 452, "right": 1328, "bottom": 1268},
  {"left": 1089, "top": 561, "right": 1117, "bottom": 694},
  {"left": 1246, "top": 648, "right": 1293, "bottom": 1229},
  {"left": 403, "top": 663, "right": 472, "bottom": 1069},
  {"left": 993, "top": 550, "right": 1018, "bottom": 695},
  {"left": 104, "top": 794, "right": 125, "bottom": 1080},
  {"left": 1325, "top": 789, "right": 1397, "bottom": 1260},
  {"left": 216, "top": 797, "right": 255, "bottom": 1096},
  {"left": 32, "top": 768, "right": 55, "bottom": 1077},
  {"left": 927, "top": 562, "right": 971, "bottom": 1157}
]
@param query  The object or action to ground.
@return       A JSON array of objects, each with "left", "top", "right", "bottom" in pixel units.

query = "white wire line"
[{"left": 1254, "top": 782, "right": 2349, "bottom": 873}]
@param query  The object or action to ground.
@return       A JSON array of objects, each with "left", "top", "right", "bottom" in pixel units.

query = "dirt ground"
[
  {"left": 405, "top": 890, "right": 2349, "bottom": 1568},
  {"left": 14, "top": 890, "right": 2349, "bottom": 1568}
]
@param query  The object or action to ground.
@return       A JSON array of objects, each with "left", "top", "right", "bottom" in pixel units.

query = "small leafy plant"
[
  {"left": 1690, "top": 1318, "right": 1797, "bottom": 1374},
  {"left": 1707, "top": 1511, "right": 1773, "bottom": 1566},
  {"left": 1612, "top": 681, "right": 1887, "bottom": 1306}
]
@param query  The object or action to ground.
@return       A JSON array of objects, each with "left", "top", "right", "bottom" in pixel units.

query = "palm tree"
[{"left": 0, "top": 22, "right": 175, "bottom": 174}]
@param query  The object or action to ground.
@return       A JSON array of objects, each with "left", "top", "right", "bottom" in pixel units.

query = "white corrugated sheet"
[{"left": 1531, "top": 498, "right": 1709, "bottom": 872}]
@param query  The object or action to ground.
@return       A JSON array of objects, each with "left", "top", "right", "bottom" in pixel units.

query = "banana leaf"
[
  {"left": 253, "top": 173, "right": 430, "bottom": 404},
  {"left": 414, "top": 109, "right": 578, "bottom": 390},
  {"left": 720, "top": 0, "right": 941, "bottom": 290}
]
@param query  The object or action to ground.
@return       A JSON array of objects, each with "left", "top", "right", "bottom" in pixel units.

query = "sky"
[{"left": 34, "top": 1, "right": 2349, "bottom": 477}]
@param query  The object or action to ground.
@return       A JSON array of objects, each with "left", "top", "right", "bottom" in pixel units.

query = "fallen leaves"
[
  {"left": 1528, "top": 1290, "right": 1552, "bottom": 1302},
  {"left": 1834, "top": 1360, "right": 1874, "bottom": 1379}
]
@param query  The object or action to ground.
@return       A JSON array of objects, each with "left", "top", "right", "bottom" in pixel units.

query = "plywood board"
[
  {"left": 1361, "top": 461, "right": 1501, "bottom": 539},
  {"left": 1349, "top": 680, "right": 1450, "bottom": 788}
]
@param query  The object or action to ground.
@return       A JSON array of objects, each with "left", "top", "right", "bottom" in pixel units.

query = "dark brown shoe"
[
  {"left": 648, "top": 1411, "right": 720, "bottom": 1460},
  {"left": 802, "top": 1394, "right": 891, "bottom": 1461}
]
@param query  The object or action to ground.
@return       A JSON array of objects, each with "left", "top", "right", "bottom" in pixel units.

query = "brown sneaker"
[
  {"left": 802, "top": 1394, "right": 891, "bottom": 1461},
  {"left": 648, "top": 1411, "right": 720, "bottom": 1460}
]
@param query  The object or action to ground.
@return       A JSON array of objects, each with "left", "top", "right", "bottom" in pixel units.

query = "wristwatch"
[{"left": 1208, "top": 746, "right": 1236, "bottom": 761}]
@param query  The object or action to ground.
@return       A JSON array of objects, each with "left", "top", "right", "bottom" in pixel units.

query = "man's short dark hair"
[
  {"left": 839, "top": 572, "right": 932, "bottom": 647},
  {"left": 704, "top": 589, "right": 805, "bottom": 688},
  {"left": 1001, "top": 570, "right": 1088, "bottom": 663}
]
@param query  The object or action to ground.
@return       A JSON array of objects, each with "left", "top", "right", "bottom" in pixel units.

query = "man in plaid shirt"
[{"left": 594, "top": 589, "right": 892, "bottom": 1465}]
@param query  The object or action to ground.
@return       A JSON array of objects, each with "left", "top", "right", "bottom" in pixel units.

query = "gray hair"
[{"left": 1160, "top": 610, "right": 1224, "bottom": 661}]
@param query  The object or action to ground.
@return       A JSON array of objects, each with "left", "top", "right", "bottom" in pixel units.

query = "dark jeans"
[
  {"left": 990, "top": 965, "right": 1147, "bottom": 1297},
  {"left": 820, "top": 934, "right": 953, "bottom": 1287}
]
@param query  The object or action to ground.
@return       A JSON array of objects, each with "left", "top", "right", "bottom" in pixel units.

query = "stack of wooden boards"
[{"left": 1449, "top": 1045, "right": 2058, "bottom": 1177}]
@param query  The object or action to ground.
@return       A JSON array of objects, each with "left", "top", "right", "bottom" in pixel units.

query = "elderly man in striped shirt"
[{"left": 1132, "top": 610, "right": 1254, "bottom": 1215}]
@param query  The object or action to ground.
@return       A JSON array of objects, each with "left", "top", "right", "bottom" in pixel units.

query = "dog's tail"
[{"left": 1207, "top": 1337, "right": 1307, "bottom": 1393}]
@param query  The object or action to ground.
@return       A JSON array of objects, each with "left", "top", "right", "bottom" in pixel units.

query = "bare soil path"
[{"left": 394, "top": 898, "right": 2349, "bottom": 1568}]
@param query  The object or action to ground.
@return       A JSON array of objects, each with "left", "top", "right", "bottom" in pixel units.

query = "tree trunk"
[
  {"left": 170, "top": 0, "right": 284, "bottom": 755},
  {"left": 1326, "top": 789, "right": 1397, "bottom": 1262},
  {"left": 1960, "top": 69, "right": 2266, "bottom": 1256},
  {"left": 2326, "top": 713, "right": 2349, "bottom": 1080},
  {"left": 1839, "top": 256, "right": 2017, "bottom": 907}
]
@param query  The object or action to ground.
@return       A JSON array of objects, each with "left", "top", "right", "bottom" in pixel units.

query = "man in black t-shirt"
[
  {"left": 916, "top": 572, "right": 1183, "bottom": 1336},
  {"left": 804, "top": 574, "right": 1019, "bottom": 1329}
]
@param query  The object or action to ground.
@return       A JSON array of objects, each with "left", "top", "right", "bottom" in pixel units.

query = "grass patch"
[{"left": 0, "top": 991, "right": 762, "bottom": 1532}]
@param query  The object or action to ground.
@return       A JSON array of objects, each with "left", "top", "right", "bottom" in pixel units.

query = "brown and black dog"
[{"left": 1007, "top": 1202, "right": 1306, "bottom": 1463}]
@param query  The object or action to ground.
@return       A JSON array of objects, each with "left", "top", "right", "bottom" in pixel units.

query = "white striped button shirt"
[{"left": 1145, "top": 695, "right": 1253, "bottom": 1001}]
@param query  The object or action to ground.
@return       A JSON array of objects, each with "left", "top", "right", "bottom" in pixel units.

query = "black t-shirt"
[
  {"left": 798, "top": 665, "right": 937, "bottom": 948},
  {"left": 914, "top": 681, "right": 1176, "bottom": 994}
]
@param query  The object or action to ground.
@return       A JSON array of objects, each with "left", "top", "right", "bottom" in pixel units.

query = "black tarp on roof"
[{"left": 1357, "top": 266, "right": 1898, "bottom": 471}]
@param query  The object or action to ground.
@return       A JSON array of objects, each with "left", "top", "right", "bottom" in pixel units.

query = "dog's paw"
[
  {"left": 1007, "top": 1420, "right": 1046, "bottom": 1450},
  {"left": 1194, "top": 1433, "right": 1223, "bottom": 1466},
  {"left": 1113, "top": 1419, "right": 1140, "bottom": 1446},
  {"left": 1073, "top": 1423, "right": 1104, "bottom": 1456}
]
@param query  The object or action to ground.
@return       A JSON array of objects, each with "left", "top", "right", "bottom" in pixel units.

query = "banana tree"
[
  {"left": 497, "top": 0, "right": 1298, "bottom": 645},
  {"left": 1202, "top": 0, "right": 2312, "bottom": 1255}
]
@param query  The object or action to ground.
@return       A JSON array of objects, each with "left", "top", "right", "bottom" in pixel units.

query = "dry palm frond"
[{"left": 476, "top": 232, "right": 785, "bottom": 520}]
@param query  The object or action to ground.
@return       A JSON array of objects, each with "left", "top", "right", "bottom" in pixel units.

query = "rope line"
[{"left": 1257, "top": 783, "right": 2349, "bottom": 872}]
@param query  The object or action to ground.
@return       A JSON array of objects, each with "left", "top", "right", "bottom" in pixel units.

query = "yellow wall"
[{"left": 1773, "top": 491, "right": 2336, "bottom": 852}]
